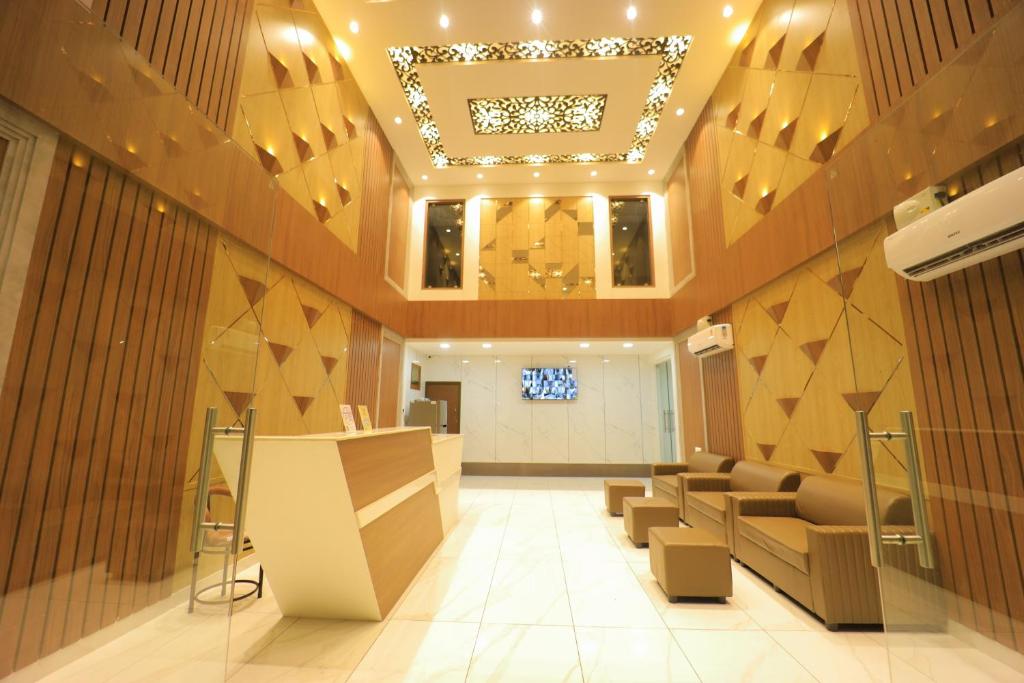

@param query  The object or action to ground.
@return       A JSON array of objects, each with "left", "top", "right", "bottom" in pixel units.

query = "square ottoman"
[
  {"left": 622, "top": 497, "right": 678, "bottom": 547},
  {"left": 650, "top": 527, "right": 732, "bottom": 602},
  {"left": 604, "top": 479, "right": 646, "bottom": 516}
]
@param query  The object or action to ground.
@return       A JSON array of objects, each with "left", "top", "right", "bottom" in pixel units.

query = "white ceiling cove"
[{"left": 313, "top": 0, "right": 762, "bottom": 187}]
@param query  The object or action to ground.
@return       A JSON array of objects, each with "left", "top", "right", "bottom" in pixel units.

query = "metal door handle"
[{"left": 855, "top": 410, "right": 935, "bottom": 569}]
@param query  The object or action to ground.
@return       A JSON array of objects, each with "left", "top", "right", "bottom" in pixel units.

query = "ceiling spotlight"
[
  {"left": 590, "top": 170, "right": 598, "bottom": 177},
  {"left": 440, "top": 342, "right": 451, "bottom": 349},
  {"left": 622, "top": 226, "right": 628, "bottom": 231},
  {"left": 394, "top": 116, "right": 403, "bottom": 125},
  {"left": 476, "top": 172, "right": 484, "bottom": 179},
  {"left": 623, "top": 342, "right": 635, "bottom": 349},
  {"left": 533, "top": 171, "right": 541, "bottom": 178},
  {"left": 603, "top": 358, "right": 611, "bottom": 363},
  {"left": 626, "top": 5, "right": 637, "bottom": 20},
  {"left": 455, "top": 252, "right": 461, "bottom": 256},
  {"left": 648, "top": 169, "right": 656, "bottom": 176},
  {"left": 579, "top": 342, "right": 591, "bottom": 349},
  {"left": 569, "top": 359, "right": 577, "bottom": 364},
  {"left": 531, "top": 8, "right": 543, "bottom": 24},
  {"left": 348, "top": 19, "right": 360, "bottom": 34},
  {"left": 462, "top": 359, "right": 470, "bottom": 364},
  {"left": 723, "top": 5, "right": 734, "bottom": 18},
  {"left": 439, "top": 13, "right": 450, "bottom": 28},
  {"left": 482, "top": 342, "right": 493, "bottom": 349},
  {"left": 421, "top": 174, "right": 428, "bottom": 181},
  {"left": 675, "top": 107, "right": 685, "bottom": 117}
]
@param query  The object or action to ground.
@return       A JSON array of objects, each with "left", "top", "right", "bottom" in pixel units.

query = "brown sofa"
[
  {"left": 733, "top": 475, "right": 914, "bottom": 628},
  {"left": 651, "top": 452, "right": 734, "bottom": 517},
  {"left": 682, "top": 461, "right": 800, "bottom": 545}
]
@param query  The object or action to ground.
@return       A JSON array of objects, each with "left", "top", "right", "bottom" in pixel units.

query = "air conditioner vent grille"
[
  {"left": 693, "top": 345, "right": 721, "bottom": 357},
  {"left": 905, "top": 219, "right": 1024, "bottom": 278}
]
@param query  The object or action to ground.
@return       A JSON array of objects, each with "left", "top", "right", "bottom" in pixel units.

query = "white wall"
[{"left": 405, "top": 353, "right": 671, "bottom": 464}]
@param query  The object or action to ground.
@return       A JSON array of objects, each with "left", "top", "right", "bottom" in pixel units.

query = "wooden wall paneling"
[
  {"left": 699, "top": 308, "right": 744, "bottom": 459},
  {"left": 667, "top": 152, "right": 694, "bottom": 288},
  {"left": 0, "top": 142, "right": 215, "bottom": 675},
  {"left": 378, "top": 337, "right": 402, "bottom": 428},
  {"left": 676, "top": 339, "right": 706, "bottom": 458},
  {"left": 386, "top": 167, "right": 410, "bottom": 290},
  {"left": 346, "top": 310, "right": 382, "bottom": 423}
]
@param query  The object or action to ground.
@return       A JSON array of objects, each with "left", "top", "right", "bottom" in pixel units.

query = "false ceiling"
[{"left": 312, "top": 0, "right": 762, "bottom": 186}]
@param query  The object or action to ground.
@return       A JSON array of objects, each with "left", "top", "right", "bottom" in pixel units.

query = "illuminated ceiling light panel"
[
  {"left": 468, "top": 94, "right": 607, "bottom": 135},
  {"left": 386, "top": 35, "right": 692, "bottom": 168}
]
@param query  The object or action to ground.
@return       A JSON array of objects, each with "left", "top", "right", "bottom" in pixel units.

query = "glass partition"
[
  {"left": 423, "top": 200, "right": 465, "bottom": 289},
  {"left": 609, "top": 196, "right": 653, "bottom": 287}
]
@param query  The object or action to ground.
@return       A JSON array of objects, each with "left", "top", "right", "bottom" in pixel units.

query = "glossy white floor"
[{"left": 29, "top": 477, "right": 1024, "bottom": 682}]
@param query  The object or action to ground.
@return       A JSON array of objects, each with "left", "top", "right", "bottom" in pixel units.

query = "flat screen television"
[{"left": 521, "top": 367, "right": 578, "bottom": 400}]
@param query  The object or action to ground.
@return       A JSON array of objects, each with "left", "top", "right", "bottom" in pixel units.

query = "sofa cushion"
[
  {"left": 730, "top": 461, "right": 801, "bottom": 493},
  {"left": 688, "top": 492, "right": 727, "bottom": 523},
  {"left": 796, "top": 476, "right": 912, "bottom": 526},
  {"left": 653, "top": 474, "right": 679, "bottom": 495},
  {"left": 688, "top": 451, "right": 735, "bottom": 474},
  {"left": 738, "top": 516, "right": 812, "bottom": 574}
]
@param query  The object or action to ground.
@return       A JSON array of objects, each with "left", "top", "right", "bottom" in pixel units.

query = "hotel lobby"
[{"left": 0, "top": 0, "right": 1023, "bottom": 681}]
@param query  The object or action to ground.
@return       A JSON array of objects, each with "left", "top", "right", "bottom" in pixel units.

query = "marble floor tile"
[
  {"left": 246, "top": 618, "right": 386, "bottom": 670},
  {"left": 466, "top": 624, "right": 582, "bottom": 683},
  {"left": 346, "top": 620, "right": 479, "bottom": 683},
  {"left": 671, "top": 629, "right": 817, "bottom": 682},
  {"left": 483, "top": 558, "right": 573, "bottom": 626},
  {"left": 393, "top": 556, "right": 495, "bottom": 622},
  {"left": 575, "top": 627, "right": 700, "bottom": 682}
]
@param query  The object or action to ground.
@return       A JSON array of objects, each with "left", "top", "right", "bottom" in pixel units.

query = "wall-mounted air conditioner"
[
  {"left": 885, "top": 166, "right": 1024, "bottom": 281},
  {"left": 687, "top": 324, "right": 733, "bottom": 358}
]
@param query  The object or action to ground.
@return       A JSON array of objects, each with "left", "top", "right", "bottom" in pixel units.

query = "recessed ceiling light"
[
  {"left": 455, "top": 252, "right": 460, "bottom": 256},
  {"left": 579, "top": 342, "right": 591, "bottom": 349},
  {"left": 439, "top": 14, "right": 450, "bottom": 29},
  {"left": 603, "top": 358, "right": 611, "bottom": 363},
  {"left": 626, "top": 5, "right": 637, "bottom": 21},
  {"left": 723, "top": 5, "right": 734, "bottom": 18},
  {"left": 421, "top": 174, "right": 428, "bottom": 181},
  {"left": 482, "top": 343, "right": 493, "bottom": 349},
  {"left": 623, "top": 342, "right": 635, "bottom": 349},
  {"left": 476, "top": 172, "right": 484, "bottom": 179},
  {"left": 531, "top": 8, "right": 543, "bottom": 24},
  {"left": 675, "top": 107, "right": 685, "bottom": 117},
  {"left": 532, "top": 171, "right": 541, "bottom": 178},
  {"left": 440, "top": 342, "right": 451, "bottom": 349},
  {"left": 394, "top": 116, "right": 403, "bottom": 125},
  {"left": 622, "top": 226, "right": 628, "bottom": 231},
  {"left": 648, "top": 169, "right": 656, "bottom": 175},
  {"left": 348, "top": 19, "right": 360, "bottom": 34},
  {"left": 590, "top": 170, "right": 598, "bottom": 177},
  {"left": 445, "top": 228, "right": 452, "bottom": 233},
  {"left": 730, "top": 22, "right": 749, "bottom": 45},
  {"left": 462, "top": 359, "right": 470, "bottom": 364},
  {"left": 494, "top": 359, "right": 502, "bottom": 364},
  {"left": 569, "top": 359, "right": 577, "bottom": 364}
]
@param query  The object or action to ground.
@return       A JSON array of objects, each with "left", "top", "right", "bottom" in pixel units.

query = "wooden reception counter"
[{"left": 214, "top": 427, "right": 462, "bottom": 620}]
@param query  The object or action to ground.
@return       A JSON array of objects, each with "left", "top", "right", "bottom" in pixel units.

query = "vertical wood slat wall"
[
  {"left": 89, "top": 0, "right": 252, "bottom": 131},
  {"left": 377, "top": 337, "right": 403, "bottom": 428},
  {"left": 676, "top": 340, "right": 707, "bottom": 458},
  {"left": 699, "top": 308, "right": 745, "bottom": 460},
  {"left": 347, "top": 311, "right": 383, "bottom": 425},
  {"left": 849, "top": 0, "right": 1015, "bottom": 118},
  {"left": 897, "top": 141, "right": 1024, "bottom": 654},
  {"left": 0, "top": 142, "right": 214, "bottom": 676}
]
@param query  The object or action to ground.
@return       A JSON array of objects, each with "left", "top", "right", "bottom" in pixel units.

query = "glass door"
[
  {"left": 825, "top": 14, "right": 1024, "bottom": 677},
  {"left": 0, "top": 15, "right": 276, "bottom": 680},
  {"left": 655, "top": 359, "right": 677, "bottom": 462}
]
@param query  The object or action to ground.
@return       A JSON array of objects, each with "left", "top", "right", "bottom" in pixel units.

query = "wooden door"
[{"left": 425, "top": 381, "right": 461, "bottom": 434}]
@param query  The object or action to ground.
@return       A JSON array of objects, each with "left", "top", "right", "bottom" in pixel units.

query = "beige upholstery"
[
  {"left": 623, "top": 496, "right": 678, "bottom": 546},
  {"left": 682, "top": 461, "right": 799, "bottom": 538},
  {"left": 604, "top": 479, "right": 645, "bottom": 516},
  {"left": 652, "top": 452, "right": 734, "bottom": 512},
  {"left": 650, "top": 527, "right": 732, "bottom": 601},
  {"left": 733, "top": 475, "right": 922, "bottom": 628}
]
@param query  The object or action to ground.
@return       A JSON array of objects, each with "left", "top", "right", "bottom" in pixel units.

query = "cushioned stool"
[
  {"left": 604, "top": 479, "right": 646, "bottom": 516},
  {"left": 622, "top": 497, "right": 678, "bottom": 546},
  {"left": 650, "top": 527, "right": 732, "bottom": 602}
]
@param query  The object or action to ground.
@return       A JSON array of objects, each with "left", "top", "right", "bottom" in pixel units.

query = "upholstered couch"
[
  {"left": 651, "top": 452, "right": 734, "bottom": 518},
  {"left": 733, "top": 475, "right": 914, "bottom": 628},
  {"left": 682, "top": 461, "right": 801, "bottom": 545}
]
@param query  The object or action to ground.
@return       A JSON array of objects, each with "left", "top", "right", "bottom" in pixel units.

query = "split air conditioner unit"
[
  {"left": 884, "top": 165, "right": 1024, "bottom": 282},
  {"left": 687, "top": 324, "right": 733, "bottom": 358}
]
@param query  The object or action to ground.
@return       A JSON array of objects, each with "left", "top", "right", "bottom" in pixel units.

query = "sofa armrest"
[
  {"left": 681, "top": 474, "right": 732, "bottom": 493},
  {"left": 733, "top": 494, "right": 798, "bottom": 517},
  {"left": 652, "top": 463, "right": 689, "bottom": 476},
  {"left": 805, "top": 526, "right": 882, "bottom": 625}
]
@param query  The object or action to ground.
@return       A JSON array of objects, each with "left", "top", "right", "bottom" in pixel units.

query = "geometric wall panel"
[{"left": 730, "top": 220, "right": 917, "bottom": 483}]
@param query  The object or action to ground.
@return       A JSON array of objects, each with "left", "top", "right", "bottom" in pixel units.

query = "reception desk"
[{"left": 214, "top": 427, "right": 462, "bottom": 620}]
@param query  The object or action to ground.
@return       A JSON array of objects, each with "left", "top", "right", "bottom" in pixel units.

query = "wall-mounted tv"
[{"left": 521, "top": 367, "right": 578, "bottom": 400}]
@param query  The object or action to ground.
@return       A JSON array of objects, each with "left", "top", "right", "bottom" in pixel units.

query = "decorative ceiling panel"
[
  {"left": 387, "top": 35, "right": 692, "bottom": 167},
  {"left": 468, "top": 94, "right": 607, "bottom": 135}
]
